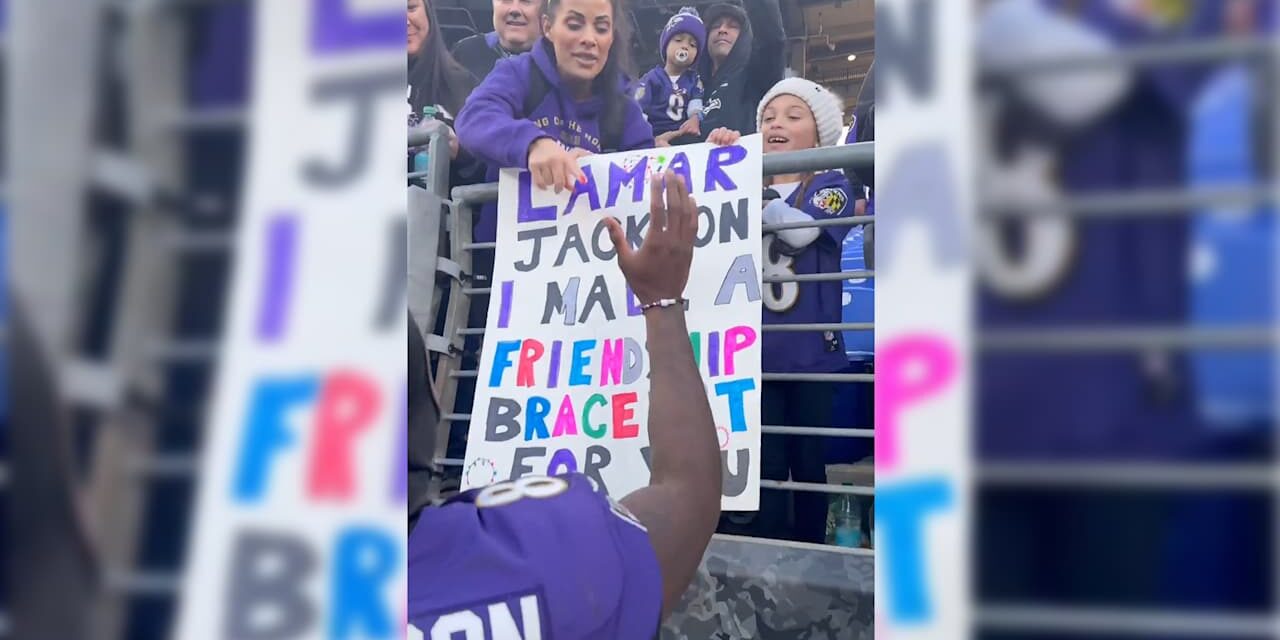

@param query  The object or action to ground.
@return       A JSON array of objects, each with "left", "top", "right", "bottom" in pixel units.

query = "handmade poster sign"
[
  {"left": 176, "top": 0, "right": 408, "bottom": 637},
  {"left": 463, "top": 135, "right": 764, "bottom": 510}
]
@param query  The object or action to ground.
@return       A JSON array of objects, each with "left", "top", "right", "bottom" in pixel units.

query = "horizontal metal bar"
[
  {"left": 982, "top": 37, "right": 1278, "bottom": 76},
  {"left": 761, "top": 425, "right": 874, "bottom": 438},
  {"left": 979, "top": 462, "right": 1275, "bottom": 491},
  {"left": 760, "top": 479, "right": 873, "bottom": 495},
  {"left": 461, "top": 216, "right": 874, "bottom": 253},
  {"left": 449, "top": 370, "right": 872, "bottom": 382},
  {"left": 409, "top": 121, "right": 450, "bottom": 147},
  {"left": 977, "top": 604, "right": 1278, "bottom": 637},
  {"left": 408, "top": 170, "right": 430, "bottom": 180},
  {"left": 458, "top": 322, "right": 871, "bottom": 337},
  {"left": 129, "top": 454, "right": 198, "bottom": 478},
  {"left": 981, "top": 184, "right": 1278, "bottom": 219},
  {"left": 441, "top": 415, "right": 871, "bottom": 438},
  {"left": 452, "top": 182, "right": 499, "bottom": 204},
  {"left": 712, "top": 532, "right": 875, "bottom": 557},
  {"left": 980, "top": 326, "right": 1276, "bottom": 351},
  {"left": 763, "top": 142, "right": 872, "bottom": 175},
  {"left": 147, "top": 339, "right": 219, "bottom": 362},
  {"left": 765, "top": 372, "right": 873, "bottom": 382},
  {"left": 162, "top": 230, "right": 233, "bottom": 252},
  {"left": 764, "top": 322, "right": 872, "bottom": 332},
  {"left": 166, "top": 106, "right": 247, "bottom": 130},
  {"left": 106, "top": 570, "right": 181, "bottom": 596},
  {"left": 437, "top": 462, "right": 879, "bottom": 499},
  {"left": 765, "top": 270, "right": 872, "bottom": 283},
  {"left": 764, "top": 215, "right": 871, "bottom": 231},
  {"left": 450, "top": 143, "right": 875, "bottom": 206},
  {"left": 62, "top": 359, "right": 125, "bottom": 411},
  {"left": 462, "top": 273, "right": 873, "bottom": 293}
]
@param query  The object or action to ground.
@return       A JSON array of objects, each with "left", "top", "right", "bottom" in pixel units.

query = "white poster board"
[
  {"left": 176, "top": 0, "right": 408, "bottom": 637},
  {"left": 875, "top": 0, "right": 973, "bottom": 636},
  {"left": 463, "top": 136, "right": 764, "bottom": 510}
]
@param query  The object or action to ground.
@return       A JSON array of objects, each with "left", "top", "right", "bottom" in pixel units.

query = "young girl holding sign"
[{"left": 720, "top": 78, "right": 857, "bottom": 544}]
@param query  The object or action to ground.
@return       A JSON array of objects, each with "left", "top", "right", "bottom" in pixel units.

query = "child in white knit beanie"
[{"left": 735, "top": 76, "right": 857, "bottom": 543}]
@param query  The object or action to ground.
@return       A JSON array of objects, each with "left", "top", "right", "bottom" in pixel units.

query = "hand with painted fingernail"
[{"left": 526, "top": 138, "right": 587, "bottom": 193}]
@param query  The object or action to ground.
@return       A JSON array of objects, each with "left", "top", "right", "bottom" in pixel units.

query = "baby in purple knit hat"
[{"left": 632, "top": 6, "right": 707, "bottom": 145}]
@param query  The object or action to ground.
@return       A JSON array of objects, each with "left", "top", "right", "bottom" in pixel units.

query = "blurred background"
[
  {"left": 971, "top": 0, "right": 1277, "bottom": 637},
  {"left": 2, "top": 0, "right": 1277, "bottom": 638}
]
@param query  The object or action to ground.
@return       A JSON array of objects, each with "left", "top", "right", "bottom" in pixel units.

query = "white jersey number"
[
  {"left": 763, "top": 236, "right": 799, "bottom": 312},
  {"left": 667, "top": 93, "right": 686, "bottom": 122},
  {"left": 474, "top": 476, "right": 570, "bottom": 508}
]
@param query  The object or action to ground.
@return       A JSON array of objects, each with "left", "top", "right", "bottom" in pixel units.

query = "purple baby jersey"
[
  {"left": 409, "top": 473, "right": 662, "bottom": 639},
  {"left": 455, "top": 40, "right": 655, "bottom": 244},
  {"left": 634, "top": 67, "right": 704, "bottom": 136},
  {"left": 763, "top": 171, "right": 856, "bottom": 373}
]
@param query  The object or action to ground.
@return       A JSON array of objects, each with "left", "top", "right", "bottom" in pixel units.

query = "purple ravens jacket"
[{"left": 408, "top": 473, "right": 662, "bottom": 639}]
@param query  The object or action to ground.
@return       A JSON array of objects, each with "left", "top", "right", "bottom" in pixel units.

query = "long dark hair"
[
  {"left": 409, "top": 0, "right": 476, "bottom": 118},
  {"left": 542, "top": 0, "right": 634, "bottom": 147}
]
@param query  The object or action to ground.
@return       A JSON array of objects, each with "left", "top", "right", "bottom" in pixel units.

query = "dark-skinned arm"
[{"left": 606, "top": 173, "right": 722, "bottom": 618}]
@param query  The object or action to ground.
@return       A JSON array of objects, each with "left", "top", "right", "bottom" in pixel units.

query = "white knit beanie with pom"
[{"left": 756, "top": 77, "right": 845, "bottom": 148}]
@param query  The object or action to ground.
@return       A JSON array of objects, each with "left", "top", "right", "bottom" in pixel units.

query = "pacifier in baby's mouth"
[{"left": 674, "top": 50, "right": 689, "bottom": 63}]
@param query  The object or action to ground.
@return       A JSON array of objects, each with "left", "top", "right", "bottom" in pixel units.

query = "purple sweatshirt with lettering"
[
  {"left": 456, "top": 39, "right": 655, "bottom": 244},
  {"left": 408, "top": 473, "right": 662, "bottom": 639},
  {"left": 763, "top": 170, "right": 856, "bottom": 373}
]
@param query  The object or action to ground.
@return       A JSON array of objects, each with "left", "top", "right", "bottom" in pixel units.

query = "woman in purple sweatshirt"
[
  {"left": 456, "top": 0, "right": 656, "bottom": 245},
  {"left": 452, "top": 0, "right": 655, "bottom": 461}
]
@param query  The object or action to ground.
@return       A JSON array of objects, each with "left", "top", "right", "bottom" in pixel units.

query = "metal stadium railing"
[{"left": 408, "top": 139, "right": 878, "bottom": 521}]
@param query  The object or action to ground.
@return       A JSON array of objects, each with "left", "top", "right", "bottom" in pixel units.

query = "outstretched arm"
[
  {"left": 606, "top": 173, "right": 721, "bottom": 618},
  {"left": 746, "top": 0, "right": 786, "bottom": 91}
]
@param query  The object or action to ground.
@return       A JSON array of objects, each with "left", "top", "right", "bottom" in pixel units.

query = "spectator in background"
[
  {"left": 693, "top": 0, "right": 785, "bottom": 140},
  {"left": 450, "top": 0, "right": 546, "bottom": 82},
  {"left": 408, "top": 0, "right": 475, "bottom": 160},
  {"left": 719, "top": 78, "right": 854, "bottom": 544},
  {"left": 634, "top": 7, "right": 706, "bottom": 147}
]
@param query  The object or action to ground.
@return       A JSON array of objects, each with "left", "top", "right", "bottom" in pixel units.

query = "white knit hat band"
[{"left": 756, "top": 77, "right": 844, "bottom": 148}]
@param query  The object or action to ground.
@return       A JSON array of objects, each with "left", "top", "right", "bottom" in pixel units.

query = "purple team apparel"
[
  {"left": 634, "top": 68, "right": 704, "bottom": 136},
  {"left": 409, "top": 473, "right": 663, "bottom": 639},
  {"left": 455, "top": 40, "right": 656, "bottom": 243},
  {"left": 762, "top": 171, "right": 856, "bottom": 373}
]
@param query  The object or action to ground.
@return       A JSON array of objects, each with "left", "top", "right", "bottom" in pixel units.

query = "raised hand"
[{"left": 603, "top": 170, "right": 698, "bottom": 305}]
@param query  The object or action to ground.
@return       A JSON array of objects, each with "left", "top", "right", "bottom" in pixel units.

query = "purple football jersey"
[
  {"left": 408, "top": 473, "right": 662, "bottom": 639},
  {"left": 762, "top": 171, "right": 856, "bottom": 373},
  {"left": 635, "top": 67, "right": 704, "bottom": 136}
]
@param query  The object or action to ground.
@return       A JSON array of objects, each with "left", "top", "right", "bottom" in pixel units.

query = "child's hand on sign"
[
  {"left": 603, "top": 171, "right": 698, "bottom": 305},
  {"left": 706, "top": 127, "right": 741, "bottom": 146}
]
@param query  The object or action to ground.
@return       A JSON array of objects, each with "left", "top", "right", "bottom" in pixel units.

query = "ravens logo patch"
[{"left": 811, "top": 187, "right": 848, "bottom": 216}]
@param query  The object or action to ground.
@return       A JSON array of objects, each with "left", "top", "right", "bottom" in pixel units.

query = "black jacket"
[
  {"left": 692, "top": 0, "right": 786, "bottom": 141},
  {"left": 449, "top": 31, "right": 517, "bottom": 84}
]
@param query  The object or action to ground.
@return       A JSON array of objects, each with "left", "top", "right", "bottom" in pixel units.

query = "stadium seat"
[{"left": 437, "top": 6, "right": 478, "bottom": 31}]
